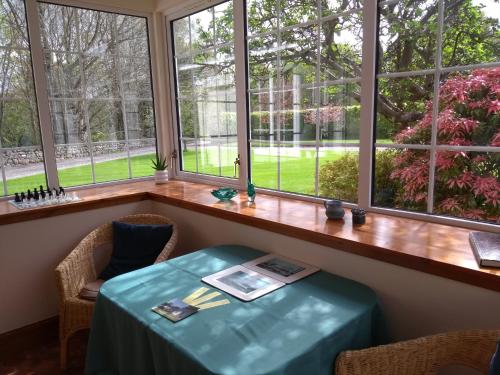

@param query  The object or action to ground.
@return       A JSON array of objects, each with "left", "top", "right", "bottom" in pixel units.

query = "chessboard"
[{"left": 8, "top": 185, "right": 80, "bottom": 210}]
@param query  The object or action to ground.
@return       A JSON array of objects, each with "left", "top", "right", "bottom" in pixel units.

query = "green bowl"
[{"left": 211, "top": 187, "right": 238, "bottom": 201}]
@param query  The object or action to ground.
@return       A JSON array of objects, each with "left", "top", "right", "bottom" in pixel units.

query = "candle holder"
[{"left": 351, "top": 208, "right": 366, "bottom": 225}]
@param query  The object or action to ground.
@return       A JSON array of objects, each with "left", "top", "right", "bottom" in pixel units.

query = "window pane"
[
  {"left": 378, "top": 0, "right": 438, "bottom": 73},
  {"left": 173, "top": 2, "right": 237, "bottom": 179},
  {"left": 437, "top": 69, "right": 499, "bottom": 147},
  {"left": 0, "top": 0, "right": 45, "bottom": 196},
  {"left": 442, "top": 0, "right": 499, "bottom": 67},
  {"left": 373, "top": 147, "right": 429, "bottom": 212},
  {"left": 39, "top": 3, "right": 157, "bottom": 188},
  {"left": 434, "top": 151, "right": 499, "bottom": 224},
  {"left": 376, "top": 75, "right": 434, "bottom": 144}
]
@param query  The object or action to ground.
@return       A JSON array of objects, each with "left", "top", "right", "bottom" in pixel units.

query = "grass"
[{"left": 1, "top": 146, "right": 355, "bottom": 196}]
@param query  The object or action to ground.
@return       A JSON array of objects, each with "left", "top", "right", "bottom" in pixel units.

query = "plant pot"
[{"left": 154, "top": 170, "right": 169, "bottom": 184}]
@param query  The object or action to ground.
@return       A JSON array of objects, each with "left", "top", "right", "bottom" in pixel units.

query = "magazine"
[
  {"left": 202, "top": 254, "right": 320, "bottom": 301},
  {"left": 152, "top": 298, "right": 199, "bottom": 322}
]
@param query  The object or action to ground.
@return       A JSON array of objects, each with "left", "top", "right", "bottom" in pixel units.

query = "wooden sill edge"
[{"left": 0, "top": 185, "right": 498, "bottom": 292}]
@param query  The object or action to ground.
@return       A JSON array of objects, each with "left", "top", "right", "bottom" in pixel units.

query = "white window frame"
[
  {"left": 164, "top": 0, "right": 500, "bottom": 231},
  {"left": 0, "top": 0, "right": 162, "bottom": 198}
]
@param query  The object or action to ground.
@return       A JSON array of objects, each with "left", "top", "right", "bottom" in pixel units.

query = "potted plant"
[{"left": 152, "top": 154, "right": 169, "bottom": 184}]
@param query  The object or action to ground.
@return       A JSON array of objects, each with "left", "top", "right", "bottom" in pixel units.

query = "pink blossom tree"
[{"left": 390, "top": 68, "right": 499, "bottom": 222}]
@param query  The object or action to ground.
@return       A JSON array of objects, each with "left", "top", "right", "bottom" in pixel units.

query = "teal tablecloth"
[{"left": 85, "top": 245, "right": 386, "bottom": 375}]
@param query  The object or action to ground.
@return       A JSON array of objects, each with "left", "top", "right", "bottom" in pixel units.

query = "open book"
[{"left": 202, "top": 254, "right": 319, "bottom": 301}]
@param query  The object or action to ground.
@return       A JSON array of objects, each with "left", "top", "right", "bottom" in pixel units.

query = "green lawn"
[{"left": 2, "top": 147, "right": 353, "bottom": 196}]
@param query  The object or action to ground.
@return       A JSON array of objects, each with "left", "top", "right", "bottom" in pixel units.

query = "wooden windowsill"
[{"left": 0, "top": 180, "right": 498, "bottom": 292}]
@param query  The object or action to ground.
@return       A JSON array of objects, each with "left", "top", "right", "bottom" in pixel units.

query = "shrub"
[{"left": 390, "top": 68, "right": 499, "bottom": 222}]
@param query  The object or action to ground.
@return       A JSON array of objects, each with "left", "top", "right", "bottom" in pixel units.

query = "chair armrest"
[
  {"left": 55, "top": 235, "right": 98, "bottom": 302},
  {"left": 335, "top": 330, "right": 500, "bottom": 375}
]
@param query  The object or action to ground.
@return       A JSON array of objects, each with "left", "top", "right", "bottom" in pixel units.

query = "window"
[
  {"left": 373, "top": 0, "right": 499, "bottom": 223},
  {"left": 0, "top": 0, "right": 45, "bottom": 195},
  {"left": 172, "top": 2, "right": 238, "bottom": 179},
  {"left": 169, "top": 0, "right": 499, "bottom": 227},
  {"left": 0, "top": 1, "right": 158, "bottom": 197},
  {"left": 247, "top": 0, "right": 363, "bottom": 199},
  {"left": 38, "top": 3, "right": 156, "bottom": 187}
]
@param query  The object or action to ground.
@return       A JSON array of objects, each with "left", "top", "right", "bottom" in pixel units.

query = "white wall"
[
  {"left": 1, "top": 199, "right": 499, "bottom": 343},
  {"left": 0, "top": 201, "right": 152, "bottom": 334}
]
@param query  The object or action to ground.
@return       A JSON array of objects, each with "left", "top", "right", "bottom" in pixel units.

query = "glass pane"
[
  {"left": 173, "top": 18, "right": 190, "bottom": 56},
  {"left": 121, "top": 57, "right": 152, "bottom": 99},
  {"left": 250, "top": 140, "right": 279, "bottom": 190},
  {"left": 79, "top": 9, "right": 114, "bottom": 55},
  {"left": 2, "top": 147, "right": 46, "bottom": 196},
  {"left": 178, "top": 98, "right": 198, "bottom": 173},
  {"left": 318, "top": 84, "right": 361, "bottom": 202},
  {"left": 88, "top": 100, "right": 124, "bottom": 142},
  {"left": 38, "top": 4, "right": 78, "bottom": 52},
  {"left": 130, "top": 138, "right": 155, "bottom": 178},
  {"left": 320, "top": 13, "right": 363, "bottom": 79},
  {"left": 323, "top": 0, "right": 362, "bottom": 17},
  {"left": 93, "top": 142, "right": 129, "bottom": 183},
  {"left": 442, "top": 0, "right": 499, "bottom": 67},
  {"left": 247, "top": 0, "right": 278, "bottom": 35},
  {"left": 434, "top": 151, "right": 499, "bottom": 223},
  {"left": 125, "top": 100, "right": 155, "bottom": 140},
  {"left": 248, "top": 37, "right": 278, "bottom": 91},
  {"left": 280, "top": 0, "right": 317, "bottom": 27},
  {"left": 0, "top": 50, "right": 35, "bottom": 98},
  {"left": 376, "top": 75, "right": 434, "bottom": 144},
  {"left": 190, "top": 8, "right": 214, "bottom": 51},
  {"left": 373, "top": 147, "right": 429, "bottom": 212},
  {"left": 85, "top": 54, "right": 120, "bottom": 99},
  {"left": 281, "top": 26, "right": 318, "bottom": 85},
  {"left": 56, "top": 144, "right": 93, "bottom": 187},
  {"left": 214, "top": 2, "right": 233, "bottom": 45},
  {"left": 437, "top": 69, "right": 499, "bottom": 147},
  {"left": 116, "top": 15, "right": 148, "bottom": 57},
  {"left": 44, "top": 52, "right": 82, "bottom": 98},
  {"left": 50, "top": 100, "right": 86, "bottom": 145},
  {"left": 0, "top": 0, "right": 29, "bottom": 48},
  {"left": 378, "top": 0, "right": 438, "bottom": 73}
]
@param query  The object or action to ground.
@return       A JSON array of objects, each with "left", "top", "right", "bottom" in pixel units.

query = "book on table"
[
  {"left": 202, "top": 254, "right": 320, "bottom": 301},
  {"left": 469, "top": 231, "right": 500, "bottom": 268}
]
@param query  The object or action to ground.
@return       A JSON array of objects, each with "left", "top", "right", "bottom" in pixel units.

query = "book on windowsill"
[{"left": 469, "top": 231, "right": 500, "bottom": 268}]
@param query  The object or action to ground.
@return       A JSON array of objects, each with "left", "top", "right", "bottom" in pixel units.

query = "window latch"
[
  {"left": 234, "top": 154, "right": 241, "bottom": 178},
  {"left": 170, "top": 150, "right": 177, "bottom": 168}
]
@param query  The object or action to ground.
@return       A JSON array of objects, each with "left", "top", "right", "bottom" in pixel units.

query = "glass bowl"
[{"left": 211, "top": 187, "right": 238, "bottom": 201}]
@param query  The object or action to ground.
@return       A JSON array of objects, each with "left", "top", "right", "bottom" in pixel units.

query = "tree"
[{"left": 390, "top": 68, "right": 499, "bottom": 222}]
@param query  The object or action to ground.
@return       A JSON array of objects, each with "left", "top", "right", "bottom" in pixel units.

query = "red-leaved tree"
[{"left": 390, "top": 68, "right": 499, "bottom": 222}]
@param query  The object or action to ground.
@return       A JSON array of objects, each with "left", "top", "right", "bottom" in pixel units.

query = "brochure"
[{"left": 152, "top": 298, "right": 199, "bottom": 322}]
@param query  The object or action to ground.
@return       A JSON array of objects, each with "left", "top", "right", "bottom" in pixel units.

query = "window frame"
[
  {"left": 0, "top": 0, "right": 162, "bottom": 198},
  {"left": 164, "top": 0, "right": 499, "bottom": 231}
]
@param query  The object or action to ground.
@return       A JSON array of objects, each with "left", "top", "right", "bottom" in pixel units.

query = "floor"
[{"left": 0, "top": 329, "right": 87, "bottom": 375}]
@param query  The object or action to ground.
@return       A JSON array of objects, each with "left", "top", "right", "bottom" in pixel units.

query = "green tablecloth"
[{"left": 85, "top": 245, "right": 386, "bottom": 375}]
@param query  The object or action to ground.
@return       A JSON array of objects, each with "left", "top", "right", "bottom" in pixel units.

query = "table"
[{"left": 85, "top": 245, "right": 386, "bottom": 375}]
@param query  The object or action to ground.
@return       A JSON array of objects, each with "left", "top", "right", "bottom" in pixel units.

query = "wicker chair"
[
  {"left": 335, "top": 329, "right": 500, "bottom": 375},
  {"left": 54, "top": 214, "right": 178, "bottom": 370}
]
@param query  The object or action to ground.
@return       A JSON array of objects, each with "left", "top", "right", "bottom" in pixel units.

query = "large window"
[
  {"left": 39, "top": 3, "right": 156, "bottom": 187},
  {"left": 0, "top": 0, "right": 157, "bottom": 197},
  {"left": 0, "top": 0, "right": 45, "bottom": 195},
  {"left": 373, "top": 0, "right": 499, "bottom": 223},
  {"left": 172, "top": 2, "right": 238, "bottom": 179},
  {"left": 169, "top": 0, "right": 499, "bottom": 227}
]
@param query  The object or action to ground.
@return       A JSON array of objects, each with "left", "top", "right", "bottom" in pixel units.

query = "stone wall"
[{"left": 2, "top": 139, "right": 155, "bottom": 166}]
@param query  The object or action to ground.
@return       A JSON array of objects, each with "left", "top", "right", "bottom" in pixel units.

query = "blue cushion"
[{"left": 99, "top": 221, "right": 173, "bottom": 281}]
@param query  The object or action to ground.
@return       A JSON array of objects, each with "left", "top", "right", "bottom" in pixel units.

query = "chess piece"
[
  {"left": 14, "top": 193, "right": 21, "bottom": 203},
  {"left": 59, "top": 186, "right": 65, "bottom": 196},
  {"left": 40, "top": 185, "right": 46, "bottom": 199},
  {"left": 54, "top": 188, "right": 59, "bottom": 197},
  {"left": 20, "top": 192, "right": 26, "bottom": 201},
  {"left": 27, "top": 189, "right": 33, "bottom": 200},
  {"left": 47, "top": 188, "right": 53, "bottom": 199},
  {"left": 33, "top": 188, "right": 40, "bottom": 201}
]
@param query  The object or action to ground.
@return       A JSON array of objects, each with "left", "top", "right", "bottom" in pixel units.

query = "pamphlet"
[{"left": 152, "top": 298, "right": 199, "bottom": 322}]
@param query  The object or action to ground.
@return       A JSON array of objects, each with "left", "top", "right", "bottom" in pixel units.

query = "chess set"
[{"left": 9, "top": 185, "right": 80, "bottom": 210}]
